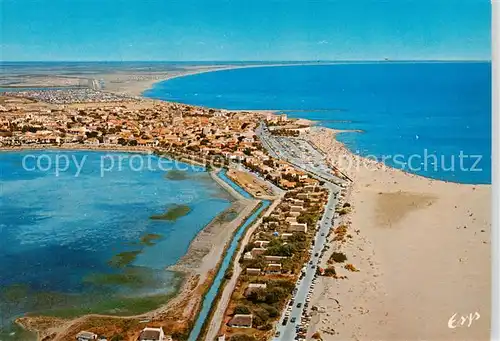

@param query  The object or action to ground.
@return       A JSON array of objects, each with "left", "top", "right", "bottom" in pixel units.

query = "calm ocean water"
[
  {"left": 0, "top": 151, "right": 231, "bottom": 330},
  {"left": 144, "top": 62, "right": 491, "bottom": 184}
]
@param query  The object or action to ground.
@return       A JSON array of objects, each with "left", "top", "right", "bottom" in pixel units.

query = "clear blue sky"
[{"left": 0, "top": 0, "right": 491, "bottom": 61}]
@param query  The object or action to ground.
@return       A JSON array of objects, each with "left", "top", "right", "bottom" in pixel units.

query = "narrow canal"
[{"left": 188, "top": 170, "right": 270, "bottom": 341}]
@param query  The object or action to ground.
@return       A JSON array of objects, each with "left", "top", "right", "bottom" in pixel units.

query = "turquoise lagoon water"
[
  {"left": 144, "top": 62, "right": 492, "bottom": 184},
  {"left": 0, "top": 151, "right": 232, "bottom": 331}
]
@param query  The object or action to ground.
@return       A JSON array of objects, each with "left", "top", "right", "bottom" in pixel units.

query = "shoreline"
[
  {"left": 4, "top": 147, "right": 258, "bottom": 340},
  {"left": 135, "top": 64, "right": 490, "bottom": 187},
  {"left": 2, "top": 63, "right": 491, "bottom": 340},
  {"left": 304, "top": 126, "right": 491, "bottom": 341},
  {"left": 110, "top": 62, "right": 338, "bottom": 98},
  {"left": 0, "top": 144, "right": 155, "bottom": 154},
  {"left": 106, "top": 60, "right": 491, "bottom": 99},
  {"left": 308, "top": 127, "right": 491, "bottom": 187}
]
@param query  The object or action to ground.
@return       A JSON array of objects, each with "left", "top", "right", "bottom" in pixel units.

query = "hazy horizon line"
[{"left": 0, "top": 59, "right": 492, "bottom": 64}]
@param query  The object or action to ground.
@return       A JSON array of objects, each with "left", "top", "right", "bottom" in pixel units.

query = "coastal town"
[
  {"left": 0, "top": 88, "right": 135, "bottom": 104},
  {"left": 1, "top": 0, "right": 493, "bottom": 338},
  {"left": 0, "top": 83, "right": 491, "bottom": 341},
  {"left": 0, "top": 90, "right": 346, "bottom": 191},
  {"left": 0, "top": 90, "right": 353, "bottom": 341}
]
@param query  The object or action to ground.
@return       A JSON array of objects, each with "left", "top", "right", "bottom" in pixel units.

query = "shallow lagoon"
[{"left": 0, "top": 150, "right": 231, "bottom": 330}]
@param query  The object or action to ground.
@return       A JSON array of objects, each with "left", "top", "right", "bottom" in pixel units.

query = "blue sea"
[
  {"left": 0, "top": 151, "right": 231, "bottom": 333},
  {"left": 144, "top": 62, "right": 492, "bottom": 184}
]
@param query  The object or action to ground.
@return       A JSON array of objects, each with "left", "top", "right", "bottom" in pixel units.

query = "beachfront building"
[
  {"left": 253, "top": 240, "right": 270, "bottom": 248},
  {"left": 244, "top": 283, "right": 267, "bottom": 297},
  {"left": 76, "top": 331, "right": 97, "bottom": 341},
  {"left": 265, "top": 263, "right": 282, "bottom": 274},
  {"left": 243, "top": 252, "right": 254, "bottom": 260},
  {"left": 250, "top": 247, "right": 266, "bottom": 258},
  {"left": 227, "top": 314, "right": 253, "bottom": 328},
  {"left": 137, "top": 327, "right": 171, "bottom": 341},
  {"left": 84, "top": 137, "right": 100, "bottom": 145},
  {"left": 289, "top": 222, "right": 308, "bottom": 233},
  {"left": 264, "top": 255, "right": 288, "bottom": 264},
  {"left": 246, "top": 268, "right": 262, "bottom": 276}
]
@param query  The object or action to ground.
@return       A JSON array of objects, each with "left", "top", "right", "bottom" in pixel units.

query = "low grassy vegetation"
[
  {"left": 345, "top": 263, "right": 359, "bottom": 272},
  {"left": 229, "top": 278, "right": 295, "bottom": 331},
  {"left": 150, "top": 204, "right": 191, "bottom": 221},
  {"left": 328, "top": 251, "right": 347, "bottom": 263},
  {"left": 229, "top": 334, "right": 257, "bottom": 341},
  {"left": 108, "top": 250, "right": 142, "bottom": 268},
  {"left": 139, "top": 233, "right": 162, "bottom": 246},
  {"left": 164, "top": 169, "right": 189, "bottom": 180}
]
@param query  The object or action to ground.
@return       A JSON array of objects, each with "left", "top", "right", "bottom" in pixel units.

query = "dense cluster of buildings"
[
  {"left": 1, "top": 93, "right": 332, "bottom": 341},
  {"left": 0, "top": 98, "right": 254, "bottom": 150},
  {"left": 219, "top": 184, "right": 328, "bottom": 339},
  {"left": 0, "top": 95, "right": 316, "bottom": 190}
]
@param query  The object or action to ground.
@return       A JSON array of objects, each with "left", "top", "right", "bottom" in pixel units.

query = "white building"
[
  {"left": 137, "top": 327, "right": 171, "bottom": 341},
  {"left": 76, "top": 331, "right": 97, "bottom": 341},
  {"left": 289, "top": 223, "right": 308, "bottom": 233}
]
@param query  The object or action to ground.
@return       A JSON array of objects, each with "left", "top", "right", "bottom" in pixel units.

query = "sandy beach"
[
  {"left": 3, "top": 64, "right": 491, "bottom": 341},
  {"left": 97, "top": 65, "right": 232, "bottom": 97},
  {"left": 305, "top": 126, "right": 491, "bottom": 341},
  {"left": 2, "top": 62, "right": 332, "bottom": 99}
]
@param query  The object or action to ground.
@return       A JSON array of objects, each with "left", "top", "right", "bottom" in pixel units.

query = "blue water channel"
[
  {"left": 188, "top": 169, "right": 270, "bottom": 341},
  {"left": 0, "top": 151, "right": 232, "bottom": 337}
]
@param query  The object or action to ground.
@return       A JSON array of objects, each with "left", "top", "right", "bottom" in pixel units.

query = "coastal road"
[
  {"left": 273, "top": 182, "right": 339, "bottom": 341},
  {"left": 257, "top": 122, "right": 345, "bottom": 340},
  {"left": 257, "top": 122, "right": 345, "bottom": 186}
]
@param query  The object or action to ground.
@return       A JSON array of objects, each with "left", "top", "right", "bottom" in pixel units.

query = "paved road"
[
  {"left": 272, "top": 182, "right": 339, "bottom": 341},
  {"left": 256, "top": 122, "right": 345, "bottom": 341},
  {"left": 257, "top": 122, "right": 345, "bottom": 186}
]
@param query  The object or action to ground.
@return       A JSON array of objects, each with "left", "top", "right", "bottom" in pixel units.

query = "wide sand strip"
[{"left": 306, "top": 127, "right": 491, "bottom": 341}]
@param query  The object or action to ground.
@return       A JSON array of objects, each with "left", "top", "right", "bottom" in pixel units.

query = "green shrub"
[
  {"left": 233, "top": 305, "right": 251, "bottom": 315},
  {"left": 336, "top": 207, "right": 351, "bottom": 215},
  {"left": 229, "top": 334, "right": 257, "bottom": 341},
  {"left": 263, "top": 305, "right": 279, "bottom": 318},
  {"left": 324, "top": 266, "right": 337, "bottom": 276},
  {"left": 329, "top": 252, "right": 348, "bottom": 263}
]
